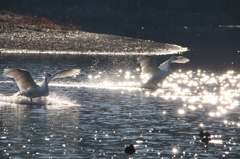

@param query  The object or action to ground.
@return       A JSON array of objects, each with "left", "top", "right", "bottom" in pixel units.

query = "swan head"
[{"left": 44, "top": 73, "right": 52, "bottom": 78}]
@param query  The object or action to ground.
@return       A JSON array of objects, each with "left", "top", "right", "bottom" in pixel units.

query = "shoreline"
[{"left": 0, "top": 28, "right": 187, "bottom": 55}]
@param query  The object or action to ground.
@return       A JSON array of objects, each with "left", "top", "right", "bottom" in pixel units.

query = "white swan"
[
  {"left": 3, "top": 68, "right": 81, "bottom": 102},
  {"left": 137, "top": 56, "right": 190, "bottom": 88}
]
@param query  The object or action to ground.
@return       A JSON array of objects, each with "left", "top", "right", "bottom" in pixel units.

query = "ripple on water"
[{"left": 1, "top": 70, "right": 240, "bottom": 158}]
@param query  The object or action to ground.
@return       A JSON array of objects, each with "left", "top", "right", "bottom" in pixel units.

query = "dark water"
[
  {"left": 1, "top": 27, "right": 240, "bottom": 159},
  {"left": 80, "top": 23, "right": 240, "bottom": 71}
]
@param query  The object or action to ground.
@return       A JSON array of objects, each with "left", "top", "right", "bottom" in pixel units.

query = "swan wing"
[
  {"left": 159, "top": 60, "right": 171, "bottom": 71},
  {"left": 47, "top": 68, "right": 81, "bottom": 83},
  {"left": 3, "top": 68, "right": 38, "bottom": 91},
  {"left": 159, "top": 56, "right": 189, "bottom": 71},
  {"left": 137, "top": 56, "right": 159, "bottom": 76},
  {"left": 171, "top": 56, "right": 190, "bottom": 63}
]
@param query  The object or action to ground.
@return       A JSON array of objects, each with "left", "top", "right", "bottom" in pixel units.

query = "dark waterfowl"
[
  {"left": 124, "top": 144, "right": 135, "bottom": 155},
  {"left": 199, "top": 129, "right": 211, "bottom": 139},
  {"left": 199, "top": 129, "right": 211, "bottom": 145},
  {"left": 201, "top": 136, "right": 211, "bottom": 145}
]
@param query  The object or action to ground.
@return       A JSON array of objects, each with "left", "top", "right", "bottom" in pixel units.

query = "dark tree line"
[{"left": 1, "top": 0, "right": 240, "bottom": 26}]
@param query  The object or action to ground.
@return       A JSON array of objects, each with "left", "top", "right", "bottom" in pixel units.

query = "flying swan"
[
  {"left": 137, "top": 56, "right": 190, "bottom": 88},
  {"left": 3, "top": 68, "right": 81, "bottom": 102}
]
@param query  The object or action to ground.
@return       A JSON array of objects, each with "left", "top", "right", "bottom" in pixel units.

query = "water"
[{"left": 1, "top": 28, "right": 240, "bottom": 159}]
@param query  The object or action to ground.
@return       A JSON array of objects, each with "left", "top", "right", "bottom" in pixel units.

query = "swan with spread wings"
[
  {"left": 3, "top": 68, "right": 80, "bottom": 102},
  {"left": 137, "top": 56, "right": 190, "bottom": 88}
]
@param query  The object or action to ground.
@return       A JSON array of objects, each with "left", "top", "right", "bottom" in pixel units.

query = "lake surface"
[{"left": 1, "top": 27, "right": 240, "bottom": 159}]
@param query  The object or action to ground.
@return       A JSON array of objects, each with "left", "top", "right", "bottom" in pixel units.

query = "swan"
[
  {"left": 137, "top": 56, "right": 190, "bottom": 88},
  {"left": 3, "top": 68, "right": 81, "bottom": 102}
]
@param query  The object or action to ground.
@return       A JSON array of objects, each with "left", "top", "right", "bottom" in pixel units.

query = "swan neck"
[
  {"left": 165, "top": 60, "right": 172, "bottom": 72},
  {"left": 41, "top": 76, "right": 49, "bottom": 88}
]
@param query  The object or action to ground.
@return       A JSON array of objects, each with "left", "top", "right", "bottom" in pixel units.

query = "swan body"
[
  {"left": 137, "top": 56, "right": 189, "bottom": 88},
  {"left": 3, "top": 68, "right": 80, "bottom": 101}
]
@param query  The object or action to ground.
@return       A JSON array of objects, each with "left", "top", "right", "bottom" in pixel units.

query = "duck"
[
  {"left": 124, "top": 144, "right": 135, "bottom": 155},
  {"left": 201, "top": 136, "right": 211, "bottom": 145},
  {"left": 199, "top": 129, "right": 211, "bottom": 139},
  {"left": 3, "top": 68, "right": 80, "bottom": 102},
  {"left": 199, "top": 129, "right": 211, "bottom": 145},
  {"left": 137, "top": 56, "right": 189, "bottom": 88}
]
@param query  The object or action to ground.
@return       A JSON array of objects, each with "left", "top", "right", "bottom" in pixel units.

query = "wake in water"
[
  {"left": 2, "top": 65, "right": 240, "bottom": 117},
  {"left": 0, "top": 92, "right": 78, "bottom": 107}
]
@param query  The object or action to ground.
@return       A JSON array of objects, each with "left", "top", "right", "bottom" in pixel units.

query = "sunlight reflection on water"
[
  {"left": 162, "top": 70, "right": 240, "bottom": 117},
  {"left": 0, "top": 49, "right": 188, "bottom": 56},
  {"left": 50, "top": 69, "right": 240, "bottom": 119},
  {"left": 0, "top": 92, "right": 78, "bottom": 109},
  {"left": 1, "top": 67, "right": 240, "bottom": 158}
]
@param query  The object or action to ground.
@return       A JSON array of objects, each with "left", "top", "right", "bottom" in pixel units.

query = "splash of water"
[{"left": 0, "top": 93, "right": 78, "bottom": 108}]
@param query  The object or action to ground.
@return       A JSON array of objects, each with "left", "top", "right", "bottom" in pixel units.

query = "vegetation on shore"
[
  {"left": 1, "top": 0, "right": 240, "bottom": 27},
  {"left": 0, "top": 10, "right": 79, "bottom": 32}
]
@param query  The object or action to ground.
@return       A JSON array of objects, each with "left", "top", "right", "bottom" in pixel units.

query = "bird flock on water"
[
  {"left": 2, "top": 56, "right": 221, "bottom": 154},
  {"left": 2, "top": 56, "right": 189, "bottom": 102},
  {"left": 2, "top": 55, "right": 193, "bottom": 155}
]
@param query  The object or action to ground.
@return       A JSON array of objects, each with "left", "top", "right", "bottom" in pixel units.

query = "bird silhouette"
[
  {"left": 199, "top": 129, "right": 211, "bottom": 145},
  {"left": 199, "top": 129, "right": 211, "bottom": 139},
  {"left": 124, "top": 144, "right": 135, "bottom": 155},
  {"left": 201, "top": 136, "right": 211, "bottom": 145},
  {"left": 137, "top": 56, "right": 189, "bottom": 89},
  {"left": 3, "top": 68, "right": 80, "bottom": 102}
]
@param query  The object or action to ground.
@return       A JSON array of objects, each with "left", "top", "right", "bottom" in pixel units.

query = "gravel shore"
[{"left": 0, "top": 27, "right": 187, "bottom": 55}]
